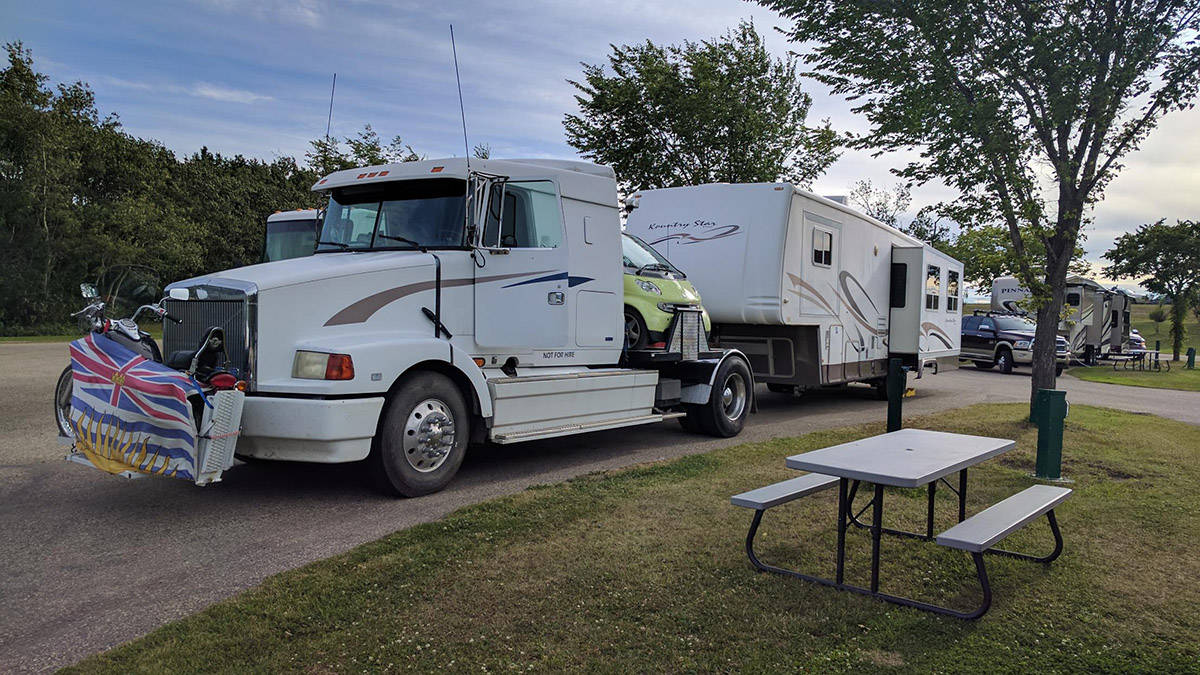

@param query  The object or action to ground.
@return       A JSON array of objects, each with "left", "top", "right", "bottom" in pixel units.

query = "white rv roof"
[
  {"left": 312, "top": 158, "right": 618, "bottom": 207},
  {"left": 267, "top": 209, "right": 319, "bottom": 222},
  {"left": 632, "top": 182, "right": 924, "bottom": 247}
]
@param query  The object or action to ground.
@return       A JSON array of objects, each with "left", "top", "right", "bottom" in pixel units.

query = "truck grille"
[{"left": 163, "top": 298, "right": 252, "bottom": 378}]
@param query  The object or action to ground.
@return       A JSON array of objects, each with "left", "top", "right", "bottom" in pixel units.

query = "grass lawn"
[
  {"left": 68, "top": 404, "right": 1199, "bottom": 673},
  {"left": 1069, "top": 364, "right": 1200, "bottom": 392},
  {"left": 0, "top": 325, "right": 163, "bottom": 344},
  {"left": 1129, "top": 303, "right": 1199, "bottom": 357}
]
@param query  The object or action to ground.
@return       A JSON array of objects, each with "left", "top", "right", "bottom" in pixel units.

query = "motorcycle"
[{"left": 54, "top": 278, "right": 239, "bottom": 439}]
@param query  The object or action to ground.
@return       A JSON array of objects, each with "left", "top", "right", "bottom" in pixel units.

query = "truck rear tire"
[
  {"left": 692, "top": 357, "right": 752, "bottom": 437},
  {"left": 369, "top": 371, "right": 469, "bottom": 498}
]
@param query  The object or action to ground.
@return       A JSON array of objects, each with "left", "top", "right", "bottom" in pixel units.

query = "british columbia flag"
[{"left": 69, "top": 333, "right": 198, "bottom": 480}]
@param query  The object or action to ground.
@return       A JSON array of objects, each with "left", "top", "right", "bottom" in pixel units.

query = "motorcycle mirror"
[
  {"left": 80, "top": 283, "right": 98, "bottom": 299},
  {"left": 168, "top": 288, "right": 190, "bottom": 301}
]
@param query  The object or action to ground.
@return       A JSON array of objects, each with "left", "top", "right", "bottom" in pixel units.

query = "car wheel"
[
  {"left": 54, "top": 366, "right": 74, "bottom": 438},
  {"left": 369, "top": 371, "right": 469, "bottom": 497},
  {"left": 996, "top": 349, "right": 1014, "bottom": 374},
  {"left": 974, "top": 361, "right": 994, "bottom": 370},
  {"left": 624, "top": 307, "right": 649, "bottom": 350},
  {"left": 691, "top": 357, "right": 752, "bottom": 437}
]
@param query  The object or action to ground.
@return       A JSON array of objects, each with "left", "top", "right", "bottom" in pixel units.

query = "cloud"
[{"left": 191, "top": 82, "right": 273, "bottom": 104}]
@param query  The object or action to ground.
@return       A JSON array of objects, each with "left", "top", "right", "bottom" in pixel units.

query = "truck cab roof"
[{"left": 312, "top": 158, "right": 618, "bottom": 208}]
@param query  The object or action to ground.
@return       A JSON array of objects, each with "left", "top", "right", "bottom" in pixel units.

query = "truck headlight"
[
  {"left": 292, "top": 350, "right": 355, "bottom": 380},
  {"left": 636, "top": 280, "right": 661, "bottom": 295},
  {"left": 1014, "top": 340, "right": 1031, "bottom": 350}
]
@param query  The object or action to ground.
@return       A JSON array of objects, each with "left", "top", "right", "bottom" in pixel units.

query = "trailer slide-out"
[{"left": 624, "top": 183, "right": 963, "bottom": 395}]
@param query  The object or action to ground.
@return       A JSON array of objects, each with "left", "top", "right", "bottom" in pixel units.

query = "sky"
[{"left": 5, "top": 0, "right": 1198, "bottom": 294}]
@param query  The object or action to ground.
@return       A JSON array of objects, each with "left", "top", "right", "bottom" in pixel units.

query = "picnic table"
[
  {"left": 1112, "top": 349, "right": 1170, "bottom": 372},
  {"left": 731, "top": 429, "right": 1070, "bottom": 619}
]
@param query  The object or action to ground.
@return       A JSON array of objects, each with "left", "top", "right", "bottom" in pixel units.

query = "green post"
[
  {"left": 1155, "top": 339, "right": 1161, "bottom": 353},
  {"left": 886, "top": 358, "right": 904, "bottom": 432},
  {"left": 1187, "top": 347, "right": 1195, "bottom": 370},
  {"left": 1034, "top": 389, "right": 1068, "bottom": 480}
]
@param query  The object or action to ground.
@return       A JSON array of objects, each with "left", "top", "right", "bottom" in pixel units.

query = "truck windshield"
[
  {"left": 317, "top": 178, "right": 466, "bottom": 252},
  {"left": 622, "top": 233, "right": 684, "bottom": 277},
  {"left": 993, "top": 316, "right": 1036, "bottom": 331},
  {"left": 264, "top": 218, "right": 318, "bottom": 262}
]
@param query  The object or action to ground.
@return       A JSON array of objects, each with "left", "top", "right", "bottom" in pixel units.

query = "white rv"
[
  {"left": 990, "top": 275, "right": 1125, "bottom": 358},
  {"left": 161, "top": 159, "right": 754, "bottom": 496},
  {"left": 624, "top": 183, "right": 963, "bottom": 394}
]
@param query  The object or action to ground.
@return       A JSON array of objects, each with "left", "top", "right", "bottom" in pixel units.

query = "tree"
[
  {"left": 305, "top": 124, "right": 422, "bottom": 176},
  {"left": 1105, "top": 219, "right": 1200, "bottom": 360},
  {"left": 758, "top": 0, "right": 1200, "bottom": 408},
  {"left": 1148, "top": 306, "right": 1167, "bottom": 335},
  {"left": 472, "top": 142, "right": 491, "bottom": 159},
  {"left": 563, "top": 20, "right": 839, "bottom": 191}
]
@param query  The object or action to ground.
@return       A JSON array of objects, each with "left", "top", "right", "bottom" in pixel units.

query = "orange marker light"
[
  {"left": 431, "top": 166, "right": 444, "bottom": 173},
  {"left": 356, "top": 173, "right": 367, "bottom": 179},
  {"left": 378, "top": 170, "right": 389, "bottom": 176},
  {"left": 473, "top": 357, "right": 486, "bottom": 367},
  {"left": 325, "top": 354, "right": 355, "bottom": 380},
  {"left": 367, "top": 171, "right": 378, "bottom": 178}
]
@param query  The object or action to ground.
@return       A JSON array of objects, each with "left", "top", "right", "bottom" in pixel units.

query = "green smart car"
[{"left": 622, "top": 232, "right": 711, "bottom": 349}]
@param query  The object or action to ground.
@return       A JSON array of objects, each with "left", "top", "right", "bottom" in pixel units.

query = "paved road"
[{"left": 2, "top": 341, "right": 1198, "bottom": 672}]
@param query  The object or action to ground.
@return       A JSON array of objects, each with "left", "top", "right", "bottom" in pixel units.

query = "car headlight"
[
  {"left": 636, "top": 280, "right": 661, "bottom": 295},
  {"left": 1014, "top": 340, "right": 1031, "bottom": 350},
  {"left": 292, "top": 350, "right": 355, "bottom": 380}
]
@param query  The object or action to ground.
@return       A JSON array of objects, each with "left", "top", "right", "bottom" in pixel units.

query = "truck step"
[{"left": 491, "top": 412, "right": 684, "bottom": 444}]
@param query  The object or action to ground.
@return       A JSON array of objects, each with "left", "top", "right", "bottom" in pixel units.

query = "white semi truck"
[
  {"left": 161, "top": 158, "right": 754, "bottom": 496},
  {"left": 624, "top": 183, "right": 963, "bottom": 395}
]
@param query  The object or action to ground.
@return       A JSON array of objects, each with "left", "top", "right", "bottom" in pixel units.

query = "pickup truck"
[{"left": 960, "top": 311, "right": 1068, "bottom": 375}]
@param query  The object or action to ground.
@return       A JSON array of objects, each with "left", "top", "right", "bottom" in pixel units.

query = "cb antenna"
[
  {"left": 450, "top": 25, "right": 470, "bottom": 164},
  {"left": 325, "top": 73, "right": 337, "bottom": 141}
]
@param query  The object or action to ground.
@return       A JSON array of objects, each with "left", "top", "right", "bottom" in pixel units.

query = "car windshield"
[
  {"left": 264, "top": 218, "right": 318, "bottom": 262},
  {"left": 317, "top": 178, "right": 466, "bottom": 252},
  {"left": 993, "top": 316, "right": 1036, "bottom": 331},
  {"left": 622, "top": 233, "right": 683, "bottom": 277}
]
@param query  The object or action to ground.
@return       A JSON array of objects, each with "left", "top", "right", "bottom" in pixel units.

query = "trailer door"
[{"left": 475, "top": 181, "right": 569, "bottom": 348}]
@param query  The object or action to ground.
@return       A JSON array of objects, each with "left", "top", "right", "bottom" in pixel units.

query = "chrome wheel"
[
  {"left": 402, "top": 398, "right": 456, "bottom": 473},
  {"left": 54, "top": 366, "right": 74, "bottom": 439},
  {"left": 720, "top": 371, "right": 747, "bottom": 421}
]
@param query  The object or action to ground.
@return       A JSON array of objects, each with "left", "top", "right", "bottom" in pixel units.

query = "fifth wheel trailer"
[
  {"left": 624, "top": 183, "right": 963, "bottom": 394},
  {"left": 159, "top": 158, "right": 753, "bottom": 496},
  {"left": 991, "top": 275, "right": 1128, "bottom": 359}
]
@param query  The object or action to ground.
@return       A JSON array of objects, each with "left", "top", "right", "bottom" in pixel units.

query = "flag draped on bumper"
[{"left": 68, "top": 333, "right": 199, "bottom": 480}]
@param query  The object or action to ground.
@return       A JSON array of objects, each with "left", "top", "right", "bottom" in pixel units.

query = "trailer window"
[
  {"left": 889, "top": 263, "right": 907, "bottom": 308},
  {"left": 1066, "top": 292, "right": 1081, "bottom": 306},
  {"left": 482, "top": 181, "right": 562, "bottom": 248},
  {"left": 925, "top": 265, "right": 941, "bottom": 310},
  {"left": 812, "top": 229, "right": 833, "bottom": 266},
  {"left": 947, "top": 270, "right": 960, "bottom": 311}
]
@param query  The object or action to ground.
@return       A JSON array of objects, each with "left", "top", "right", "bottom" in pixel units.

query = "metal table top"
[{"left": 785, "top": 428, "right": 1016, "bottom": 488}]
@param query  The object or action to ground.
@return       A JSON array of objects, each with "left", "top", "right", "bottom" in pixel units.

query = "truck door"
[{"left": 475, "top": 180, "right": 570, "bottom": 349}]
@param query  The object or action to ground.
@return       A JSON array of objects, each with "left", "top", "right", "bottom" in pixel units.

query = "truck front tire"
[
  {"left": 996, "top": 348, "right": 1014, "bottom": 374},
  {"left": 369, "top": 371, "right": 469, "bottom": 497},
  {"left": 690, "top": 357, "right": 752, "bottom": 437}
]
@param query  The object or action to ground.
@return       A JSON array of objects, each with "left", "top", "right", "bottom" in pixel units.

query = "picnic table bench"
[{"left": 730, "top": 429, "right": 1071, "bottom": 619}]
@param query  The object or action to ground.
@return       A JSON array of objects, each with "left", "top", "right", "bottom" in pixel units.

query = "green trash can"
[{"left": 1033, "top": 389, "right": 1068, "bottom": 480}]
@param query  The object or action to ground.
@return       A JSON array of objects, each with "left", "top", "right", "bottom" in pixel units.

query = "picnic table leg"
[
  {"left": 926, "top": 481, "right": 936, "bottom": 539},
  {"left": 836, "top": 478, "right": 848, "bottom": 585},
  {"left": 870, "top": 484, "right": 884, "bottom": 593},
  {"left": 957, "top": 468, "right": 968, "bottom": 522}
]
